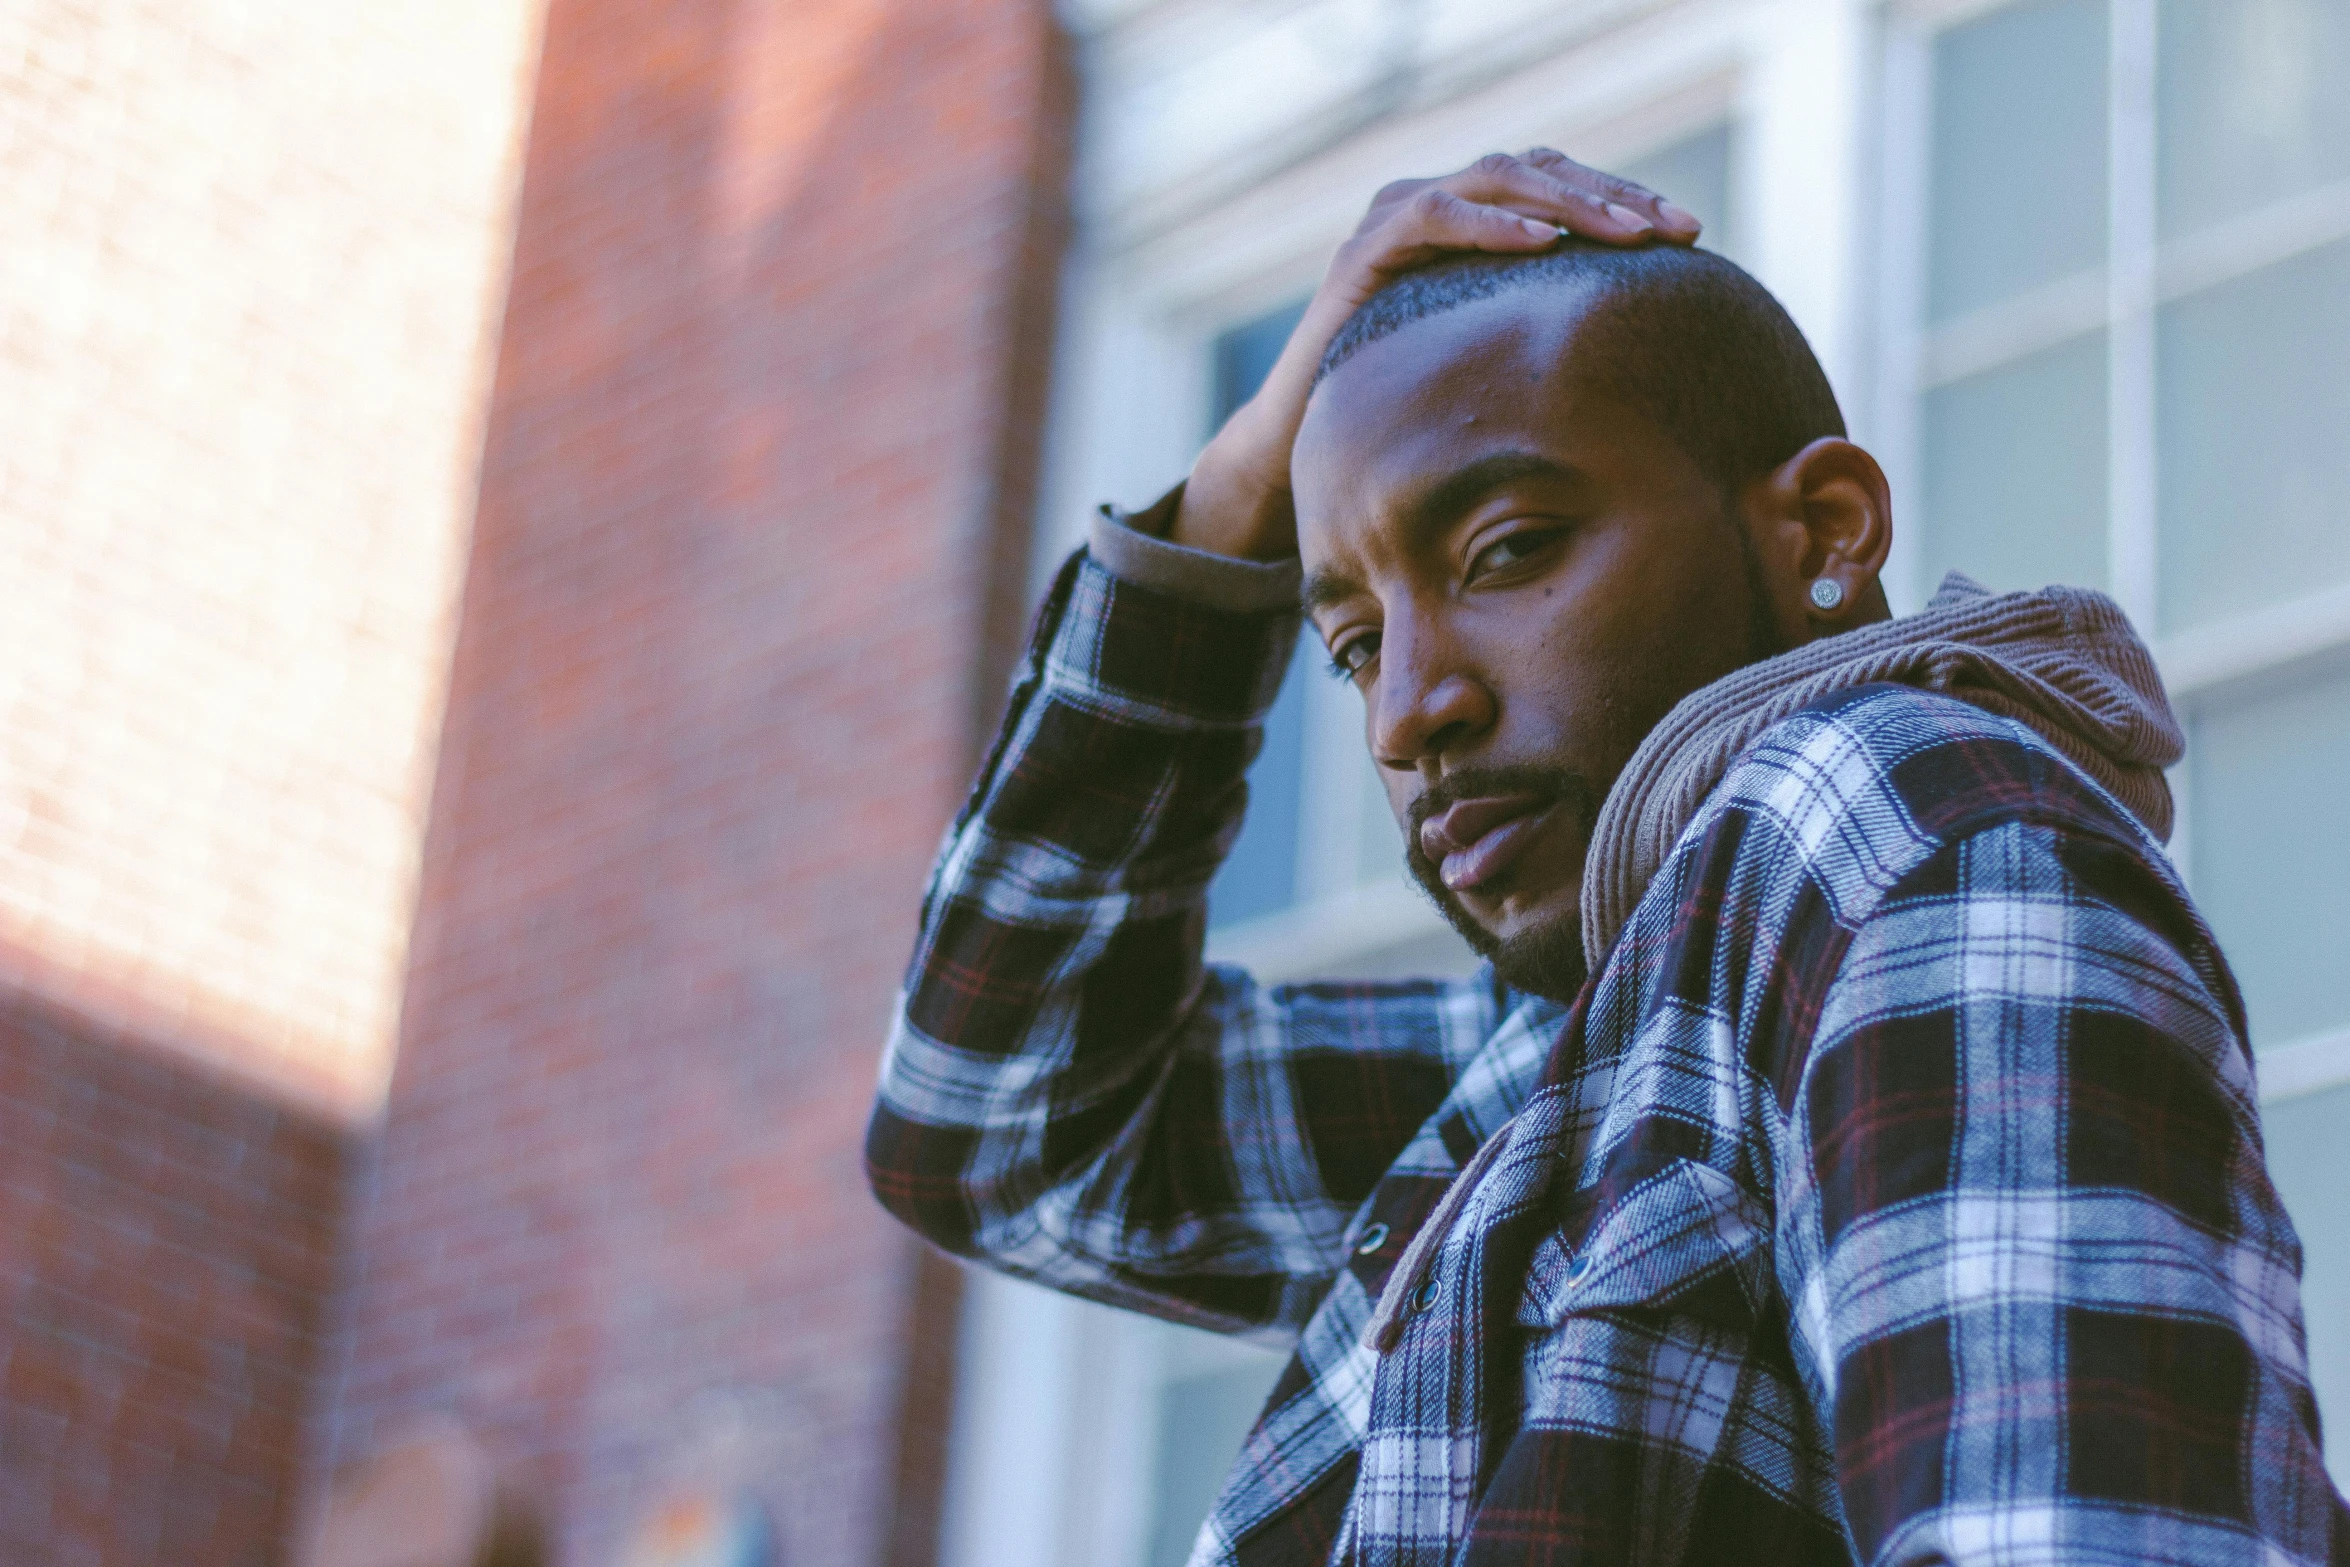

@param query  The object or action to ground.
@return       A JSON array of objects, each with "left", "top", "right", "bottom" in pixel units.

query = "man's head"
[{"left": 1292, "top": 240, "right": 1894, "bottom": 998}]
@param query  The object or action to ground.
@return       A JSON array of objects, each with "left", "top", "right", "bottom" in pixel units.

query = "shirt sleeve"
[
  {"left": 866, "top": 501, "right": 1502, "bottom": 1341},
  {"left": 1788, "top": 818, "right": 2346, "bottom": 1566}
]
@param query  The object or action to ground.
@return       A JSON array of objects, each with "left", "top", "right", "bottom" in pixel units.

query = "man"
[{"left": 867, "top": 152, "right": 2345, "bottom": 1564}]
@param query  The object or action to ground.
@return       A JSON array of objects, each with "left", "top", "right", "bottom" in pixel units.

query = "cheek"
[{"left": 1494, "top": 580, "right": 1678, "bottom": 767}]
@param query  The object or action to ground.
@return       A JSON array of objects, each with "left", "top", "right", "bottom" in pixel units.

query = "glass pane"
[
  {"left": 2158, "top": 0, "right": 2350, "bottom": 241},
  {"left": 1210, "top": 642, "right": 1309, "bottom": 927},
  {"left": 1146, "top": 1362, "right": 1281, "bottom": 1567},
  {"left": 1619, "top": 122, "right": 1739, "bottom": 265},
  {"left": 1355, "top": 747, "right": 1404, "bottom": 887},
  {"left": 1928, "top": 0, "right": 2109, "bottom": 323},
  {"left": 1918, "top": 331, "right": 2109, "bottom": 595},
  {"left": 2189, "top": 656, "right": 2350, "bottom": 1047},
  {"left": 2247, "top": 1080, "right": 2350, "bottom": 1488},
  {"left": 1212, "top": 300, "right": 1306, "bottom": 432},
  {"left": 1205, "top": 299, "right": 1313, "bottom": 928},
  {"left": 2157, "top": 239, "right": 2350, "bottom": 631}
]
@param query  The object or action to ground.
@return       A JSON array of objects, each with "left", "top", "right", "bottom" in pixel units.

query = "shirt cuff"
[{"left": 1088, "top": 485, "right": 1302, "bottom": 615}]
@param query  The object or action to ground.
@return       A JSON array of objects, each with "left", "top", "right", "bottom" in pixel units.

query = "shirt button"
[
  {"left": 1410, "top": 1279, "right": 1441, "bottom": 1315},
  {"left": 1354, "top": 1222, "right": 1390, "bottom": 1256},
  {"left": 1565, "top": 1252, "right": 1594, "bottom": 1286}
]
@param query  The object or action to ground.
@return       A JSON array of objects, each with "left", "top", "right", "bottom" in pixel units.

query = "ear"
[{"left": 1738, "top": 437, "right": 1894, "bottom": 644}]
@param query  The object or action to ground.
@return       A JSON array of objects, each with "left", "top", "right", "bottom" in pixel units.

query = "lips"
[{"left": 1419, "top": 794, "right": 1553, "bottom": 893}]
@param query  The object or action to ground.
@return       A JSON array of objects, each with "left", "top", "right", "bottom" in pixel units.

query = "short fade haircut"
[{"left": 1314, "top": 240, "right": 1845, "bottom": 498}]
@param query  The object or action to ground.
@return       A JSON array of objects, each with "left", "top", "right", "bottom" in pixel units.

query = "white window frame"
[{"left": 1872, "top": 0, "right": 2350, "bottom": 1101}]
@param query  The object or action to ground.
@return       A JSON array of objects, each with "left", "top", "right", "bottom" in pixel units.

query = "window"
[
  {"left": 1205, "top": 298, "right": 1437, "bottom": 939},
  {"left": 1887, "top": 0, "right": 2350, "bottom": 1477},
  {"left": 1206, "top": 301, "right": 1312, "bottom": 928},
  {"left": 1892, "top": 0, "right": 2350, "bottom": 1040}
]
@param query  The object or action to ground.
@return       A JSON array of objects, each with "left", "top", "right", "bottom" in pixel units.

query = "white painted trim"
[
  {"left": 1904, "top": 180, "right": 2350, "bottom": 394},
  {"left": 1871, "top": 7, "right": 1933, "bottom": 611},
  {"left": 1886, "top": 0, "right": 2020, "bottom": 33},
  {"left": 1107, "top": 36, "right": 1750, "bottom": 325},
  {"left": 1916, "top": 268, "right": 2106, "bottom": 388},
  {"left": 1736, "top": 0, "right": 1874, "bottom": 398},
  {"left": 2258, "top": 1028, "right": 2350, "bottom": 1106},
  {"left": 1083, "top": 0, "right": 1712, "bottom": 254},
  {"left": 2157, "top": 177, "right": 2350, "bottom": 308},
  {"left": 2156, "top": 579, "right": 2350, "bottom": 699},
  {"left": 2105, "top": 0, "right": 2159, "bottom": 630}
]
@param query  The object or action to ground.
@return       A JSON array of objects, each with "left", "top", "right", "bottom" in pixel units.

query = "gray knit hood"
[{"left": 1580, "top": 571, "right": 2184, "bottom": 969}]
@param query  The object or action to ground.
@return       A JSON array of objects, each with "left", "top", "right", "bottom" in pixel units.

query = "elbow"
[{"left": 863, "top": 1100, "right": 980, "bottom": 1257}]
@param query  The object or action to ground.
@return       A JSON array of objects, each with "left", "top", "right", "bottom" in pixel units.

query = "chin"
[
  {"left": 1488, "top": 909, "right": 1589, "bottom": 1001},
  {"left": 1413, "top": 869, "right": 1590, "bottom": 1001}
]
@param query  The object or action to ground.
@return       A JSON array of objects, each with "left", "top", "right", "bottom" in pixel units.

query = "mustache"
[
  {"left": 1398, "top": 762, "right": 1604, "bottom": 998},
  {"left": 1404, "top": 763, "right": 1601, "bottom": 844}
]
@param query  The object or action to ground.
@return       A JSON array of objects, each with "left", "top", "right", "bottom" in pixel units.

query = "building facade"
[
  {"left": 948, "top": 1, "right": 2350, "bottom": 1562},
  {"left": 1, "top": 0, "right": 541, "bottom": 1557},
  {"left": 5, "top": 0, "right": 2345, "bottom": 1562},
  {"left": 3, "top": 0, "right": 1066, "bottom": 1561}
]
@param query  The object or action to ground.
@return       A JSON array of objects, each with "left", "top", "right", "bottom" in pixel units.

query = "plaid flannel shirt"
[{"left": 867, "top": 540, "right": 2347, "bottom": 1565}]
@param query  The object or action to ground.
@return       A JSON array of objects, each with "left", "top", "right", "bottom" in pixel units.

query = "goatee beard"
[{"left": 1403, "top": 763, "right": 1600, "bottom": 1002}]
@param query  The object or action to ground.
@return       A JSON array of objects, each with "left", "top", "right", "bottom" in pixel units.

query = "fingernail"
[
  {"left": 1656, "top": 200, "right": 1699, "bottom": 231},
  {"left": 1605, "top": 202, "right": 1654, "bottom": 233},
  {"left": 1520, "top": 217, "right": 1557, "bottom": 240}
]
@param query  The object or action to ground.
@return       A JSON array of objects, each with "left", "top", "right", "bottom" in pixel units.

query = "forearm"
[
  {"left": 867, "top": 514, "right": 1304, "bottom": 1321},
  {"left": 866, "top": 512, "right": 1497, "bottom": 1333}
]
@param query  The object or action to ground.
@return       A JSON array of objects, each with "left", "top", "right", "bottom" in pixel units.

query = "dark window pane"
[
  {"left": 1211, "top": 300, "right": 1307, "bottom": 432},
  {"left": 1209, "top": 640, "right": 1310, "bottom": 927},
  {"left": 1206, "top": 299, "right": 1310, "bottom": 929},
  {"left": 2190, "top": 654, "right": 2350, "bottom": 1048}
]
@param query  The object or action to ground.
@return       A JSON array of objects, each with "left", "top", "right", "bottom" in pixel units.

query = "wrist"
[{"left": 1172, "top": 430, "right": 1298, "bottom": 562}]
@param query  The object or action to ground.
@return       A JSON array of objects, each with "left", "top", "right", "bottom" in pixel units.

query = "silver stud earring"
[{"left": 1809, "top": 578, "right": 1845, "bottom": 612}]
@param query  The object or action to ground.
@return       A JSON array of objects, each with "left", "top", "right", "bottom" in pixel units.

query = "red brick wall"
[
  {"left": 2, "top": 3, "right": 536, "bottom": 1563},
  {"left": 0, "top": 996, "right": 346, "bottom": 1565},
  {"left": 324, "top": 0, "right": 1070, "bottom": 1560}
]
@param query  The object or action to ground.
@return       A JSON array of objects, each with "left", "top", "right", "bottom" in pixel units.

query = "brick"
[
  {"left": 326, "top": 0, "right": 1070, "bottom": 1561},
  {"left": 2, "top": 0, "right": 1067, "bottom": 1561}
]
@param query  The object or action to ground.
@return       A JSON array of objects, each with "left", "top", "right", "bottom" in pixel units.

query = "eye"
[
  {"left": 1464, "top": 527, "right": 1563, "bottom": 584},
  {"left": 1325, "top": 630, "right": 1380, "bottom": 682}
]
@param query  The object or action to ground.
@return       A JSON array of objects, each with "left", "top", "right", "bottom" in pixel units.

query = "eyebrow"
[{"left": 1298, "top": 450, "right": 1584, "bottom": 615}]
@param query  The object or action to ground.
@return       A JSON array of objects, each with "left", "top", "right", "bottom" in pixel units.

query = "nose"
[{"left": 1368, "top": 612, "right": 1495, "bottom": 775}]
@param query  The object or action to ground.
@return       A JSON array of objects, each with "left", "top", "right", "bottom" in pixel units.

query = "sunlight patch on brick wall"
[{"left": 0, "top": 0, "right": 547, "bottom": 1118}]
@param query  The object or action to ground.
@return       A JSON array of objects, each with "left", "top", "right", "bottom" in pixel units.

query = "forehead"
[
  {"left": 1292, "top": 288, "right": 1671, "bottom": 564},
  {"left": 1310, "top": 287, "right": 1591, "bottom": 440}
]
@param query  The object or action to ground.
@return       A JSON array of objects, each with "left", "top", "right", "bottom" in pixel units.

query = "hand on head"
[{"left": 1170, "top": 151, "right": 1701, "bottom": 563}]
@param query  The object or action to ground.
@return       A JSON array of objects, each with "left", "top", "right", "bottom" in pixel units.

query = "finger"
[
  {"left": 1345, "top": 186, "right": 1562, "bottom": 279},
  {"left": 1521, "top": 146, "right": 1702, "bottom": 244},
  {"left": 1438, "top": 151, "right": 1654, "bottom": 245},
  {"left": 1367, "top": 175, "right": 1434, "bottom": 214}
]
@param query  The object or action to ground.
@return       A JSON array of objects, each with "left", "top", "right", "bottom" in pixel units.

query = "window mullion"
[
  {"left": 1874, "top": 14, "right": 1935, "bottom": 611},
  {"left": 2107, "top": 0, "right": 2160, "bottom": 630}
]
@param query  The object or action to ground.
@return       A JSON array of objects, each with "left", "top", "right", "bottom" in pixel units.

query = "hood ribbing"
[{"left": 1579, "top": 572, "right": 2184, "bottom": 970}]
